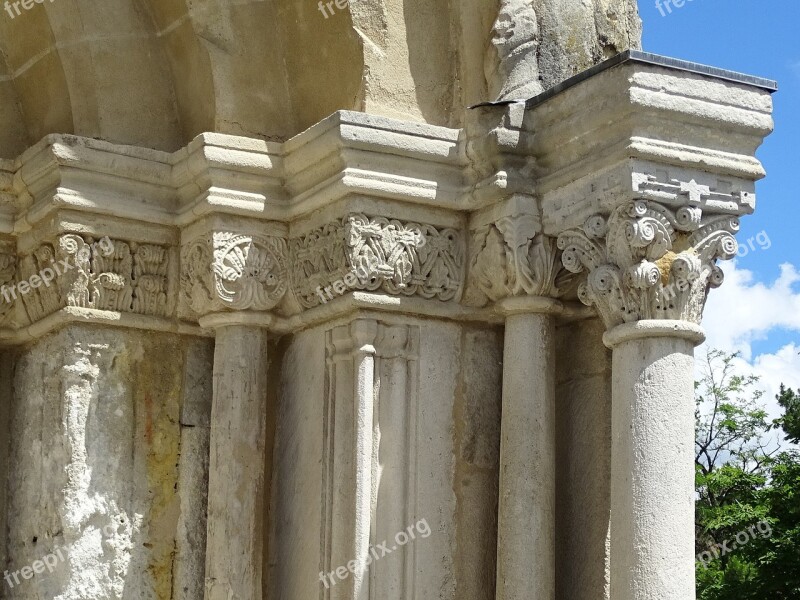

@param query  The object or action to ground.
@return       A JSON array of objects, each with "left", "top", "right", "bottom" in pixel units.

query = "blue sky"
[{"left": 638, "top": 1, "right": 800, "bottom": 422}]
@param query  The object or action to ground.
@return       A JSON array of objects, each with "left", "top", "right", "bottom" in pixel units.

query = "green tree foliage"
[
  {"left": 775, "top": 385, "right": 800, "bottom": 445},
  {"left": 695, "top": 350, "right": 800, "bottom": 599}
]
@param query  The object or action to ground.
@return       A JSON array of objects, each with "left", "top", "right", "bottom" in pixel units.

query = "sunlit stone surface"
[{"left": 0, "top": 2, "right": 775, "bottom": 599}]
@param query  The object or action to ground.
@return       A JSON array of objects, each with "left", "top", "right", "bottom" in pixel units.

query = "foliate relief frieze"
[
  {"left": 466, "top": 215, "right": 571, "bottom": 306},
  {"left": 556, "top": 200, "right": 740, "bottom": 329},
  {"left": 89, "top": 237, "right": 133, "bottom": 312},
  {"left": 180, "top": 232, "right": 289, "bottom": 316},
  {"left": 290, "top": 221, "right": 349, "bottom": 310},
  {"left": 0, "top": 247, "right": 16, "bottom": 326},
  {"left": 290, "top": 214, "right": 465, "bottom": 309},
  {"left": 17, "top": 235, "right": 173, "bottom": 323},
  {"left": 132, "top": 244, "right": 170, "bottom": 317}
]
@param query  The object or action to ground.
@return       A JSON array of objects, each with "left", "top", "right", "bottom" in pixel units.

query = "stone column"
[
  {"left": 202, "top": 317, "right": 270, "bottom": 600},
  {"left": 181, "top": 228, "right": 290, "bottom": 600},
  {"left": 558, "top": 199, "right": 741, "bottom": 600},
  {"left": 604, "top": 321, "right": 703, "bottom": 599},
  {"left": 496, "top": 299, "right": 559, "bottom": 600},
  {"left": 468, "top": 214, "right": 564, "bottom": 600}
]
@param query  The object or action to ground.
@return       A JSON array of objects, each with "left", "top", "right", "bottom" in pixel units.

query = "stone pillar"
[
  {"left": 604, "top": 322, "right": 703, "bottom": 599},
  {"left": 173, "top": 338, "right": 215, "bottom": 600},
  {"left": 327, "top": 320, "right": 378, "bottom": 600},
  {"left": 202, "top": 317, "right": 270, "bottom": 600},
  {"left": 468, "top": 213, "right": 563, "bottom": 600},
  {"left": 496, "top": 300, "right": 558, "bottom": 600},
  {"left": 181, "top": 227, "right": 290, "bottom": 600},
  {"left": 558, "top": 199, "right": 742, "bottom": 600}
]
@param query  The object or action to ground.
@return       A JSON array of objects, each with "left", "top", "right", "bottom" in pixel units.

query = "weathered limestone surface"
[
  {"left": 268, "top": 319, "right": 502, "bottom": 600},
  {"left": 1, "top": 326, "right": 212, "bottom": 599},
  {"left": 609, "top": 332, "right": 697, "bottom": 600},
  {"left": 205, "top": 325, "right": 270, "bottom": 600},
  {"left": 496, "top": 312, "right": 555, "bottom": 600},
  {"left": 173, "top": 339, "right": 214, "bottom": 600},
  {"left": 555, "top": 318, "right": 612, "bottom": 600},
  {"left": 0, "top": 0, "right": 641, "bottom": 155}
]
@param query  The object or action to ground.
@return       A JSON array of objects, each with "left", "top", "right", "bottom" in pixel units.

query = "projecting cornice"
[{"left": 0, "top": 53, "right": 776, "bottom": 343}]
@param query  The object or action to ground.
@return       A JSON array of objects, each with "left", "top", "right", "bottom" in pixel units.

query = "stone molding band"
[
  {"left": 603, "top": 319, "right": 706, "bottom": 349},
  {"left": 0, "top": 196, "right": 745, "bottom": 338}
]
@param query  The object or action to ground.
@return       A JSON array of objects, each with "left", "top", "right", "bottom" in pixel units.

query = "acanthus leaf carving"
[
  {"left": 212, "top": 233, "right": 288, "bottom": 311},
  {"left": 181, "top": 235, "right": 216, "bottom": 316},
  {"left": 91, "top": 239, "right": 133, "bottom": 312},
  {"left": 557, "top": 200, "right": 741, "bottom": 329},
  {"left": 467, "top": 214, "right": 569, "bottom": 306},
  {"left": 132, "top": 244, "right": 169, "bottom": 317}
]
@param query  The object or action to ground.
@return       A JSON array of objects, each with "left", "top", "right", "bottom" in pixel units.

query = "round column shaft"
[
  {"left": 496, "top": 306, "right": 557, "bottom": 600},
  {"left": 605, "top": 321, "right": 704, "bottom": 600},
  {"left": 204, "top": 321, "right": 270, "bottom": 600}
]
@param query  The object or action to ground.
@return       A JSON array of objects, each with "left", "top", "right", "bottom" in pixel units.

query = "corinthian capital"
[
  {"left": 180, "top": 232, "right": 289, "bottom": 317},
  {"left": 556, "top": 200, "right": 740, "bottom": 329}
]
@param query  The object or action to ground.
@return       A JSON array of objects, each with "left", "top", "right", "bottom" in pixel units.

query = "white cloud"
[
  {"left": 698, "top": 260, "right": 800, "bottom": 428},
  {"left": 701, "top": 261, "right": 800, "bottom": 359}
]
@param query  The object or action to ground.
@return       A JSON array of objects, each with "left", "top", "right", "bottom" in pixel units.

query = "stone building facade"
[{"left": 0, "top": 1, "right": 775, "bottom": 599}]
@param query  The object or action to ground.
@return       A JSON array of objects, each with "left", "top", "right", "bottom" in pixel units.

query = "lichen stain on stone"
[{"left": 655, "top": 251, "right": 678, "bottom": 286}]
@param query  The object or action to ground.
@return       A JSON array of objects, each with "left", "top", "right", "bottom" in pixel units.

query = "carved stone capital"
[
  {"left": 11, "top": 234, "right": 173, "bottom": 325},
  {"left": 557, "top": 199, "right": 740, "bottom": 330},
  {"left": 180, "top": 232, "right": 289, "bottom": 317},
  {"left": 467, "top": 214, "right": 568, "bottom": 307},
  {"left": 290, "top": 213, "right": 465, "bottom": 309}
]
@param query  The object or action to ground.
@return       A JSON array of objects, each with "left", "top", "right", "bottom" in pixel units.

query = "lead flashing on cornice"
[{"left": 471, "top": 50, "right": 778, "bottom": 111}]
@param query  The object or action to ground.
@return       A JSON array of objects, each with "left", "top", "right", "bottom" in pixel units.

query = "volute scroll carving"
[{"left": 557, "top": 199, "right": 740, "bottom": 329}]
